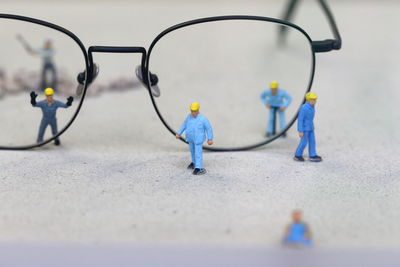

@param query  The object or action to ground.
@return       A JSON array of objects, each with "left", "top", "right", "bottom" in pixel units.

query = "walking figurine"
[
  {"left": 294, "top": 92, "right": 322, "bottom": 162},
  {"left": 176, "top": 102, "right": 213, "bottom": 175},
  {"left": 260, "top": 80, "right": 292, "bottom": 137},
  {"left": 30, "top": 88, "right": 73, "bottom": 145}
]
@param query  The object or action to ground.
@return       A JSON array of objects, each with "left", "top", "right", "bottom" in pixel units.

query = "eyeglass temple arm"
[{"left": 279, "top": 0, "right": 342, "bottom": 52}]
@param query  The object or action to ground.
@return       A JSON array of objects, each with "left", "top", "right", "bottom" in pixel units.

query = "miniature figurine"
[
  {"left": 17, "top": 35, "right": 57, "bottom": 91},
  {"left": 260, "top": 80, "right": 292, "bottom": 137},
  {"left": 283, "top": 209, "right": 312, "bottom": 247},
  {"left": 175, "top": 102, "right": 213, "bottom": 175},
  {"left": 30, "top": 88, "right": 73, "bottom": 145},
  {"left": 294, "top": 91, "right": 322, "bottom": 162}
]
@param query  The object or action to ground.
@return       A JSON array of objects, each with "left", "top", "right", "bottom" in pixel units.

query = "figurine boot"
[{"left": 193, "top": 168, "right": 206, "bottom": 175}]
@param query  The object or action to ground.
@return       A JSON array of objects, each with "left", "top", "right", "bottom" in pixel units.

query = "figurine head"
[
  {"left": 44, "top": 87, "right": 54, "bottom": 102},
  {"left": 190, "top": 102, "right": 200, "bottom": 117},
  {"left": 44, "top": 39, "right": 53, "bottom": 49},
  {"left": 305, "top": 91, "right": 317, "bottom": 106},
  {"left": 292, "top": 209, "right": 303, "bottom": 222},
  {"left": 270, "top": 80, "right": 279, "bottom": 95}
]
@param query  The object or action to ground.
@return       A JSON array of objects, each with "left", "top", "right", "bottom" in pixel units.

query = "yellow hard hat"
[
  {"left": 269, "top": 80, "right": 279, "bottom": 89},
  {"left": 190, "top": 102, "right": 200, "bottom": 111},
  {"left": 44, "top": 87, "right": 54, "bottom": 96},
  {"left": 305, "top": 92, "right": 318, "bottom": 101}
]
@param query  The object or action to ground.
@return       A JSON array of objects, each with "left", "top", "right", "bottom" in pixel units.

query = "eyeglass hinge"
[{"left": 312, "top": 39, "right": 341, "bottom": 53}]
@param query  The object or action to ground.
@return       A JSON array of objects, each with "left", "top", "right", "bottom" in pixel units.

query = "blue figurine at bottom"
[
  {"left": 30, "top": 87, "right": 73, "bottom": 145},
  {"left": 176, "top": 102, "right": 213, "bottom": 175},
  {"left": 283, "top": 209, "right": 312, "bottom": 248},
  {"left": 294, "top": 91, "right": 322, "bottom": 162}
]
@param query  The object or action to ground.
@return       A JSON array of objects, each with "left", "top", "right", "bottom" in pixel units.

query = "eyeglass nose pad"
[
  {"left": 76, "top": 63, "right": 100, "bottom": 96},
  {"left": 135, "top": 65, "right": 160, "bottom": 97}
]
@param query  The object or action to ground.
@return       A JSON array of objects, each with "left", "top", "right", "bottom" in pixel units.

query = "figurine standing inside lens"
[
  {"left": 260, "top": 80, "right": 292, "bottom": 137},
  {"left": 30, "top": 88, "right": 73, "bottom": 145},
  {"left": 17, "top": 35, "right": 57, "bottom": 91},
  {"left": 283, "top": 209, "right": 312, "bottom": 247},
  {"left": 294, "top": 92, "right": 322, "bottom": 162},
  {"left": 176, "top": 102, "right": 213, "bottom": 175}
]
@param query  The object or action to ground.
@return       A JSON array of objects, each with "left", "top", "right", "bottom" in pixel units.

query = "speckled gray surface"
[{"left": 0, "top": 0, "right": 400, "bottom": 250}]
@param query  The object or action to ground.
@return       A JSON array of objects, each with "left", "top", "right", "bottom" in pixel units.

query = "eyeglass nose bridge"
[{"left": 85, "top": 45, "right": 152, "bottom": 89}]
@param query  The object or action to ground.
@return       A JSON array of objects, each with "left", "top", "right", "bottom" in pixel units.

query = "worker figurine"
[
  {"left": 294, "top": 92, "right": 322, "bottom": 162},
  {"left": 30, "top": 88, "right": 73, "bottom": 145},
  {"left": 260, "top": 80, "right": 292, "bottom": 137},
  {"left": 175, "top": 102, "right": 213, "bottom": 175},
  {"left": 17, "top": 35, "right": 57, "bottom": 91},
  {"left": 283, "top": 209, "right": 312, "bottom": 248}
]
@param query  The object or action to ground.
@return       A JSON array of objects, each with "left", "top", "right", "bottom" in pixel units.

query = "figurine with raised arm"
[
  {"left": 294, "top": 91, "right": 322, "bottom": 162},
  {"left": 260, "top": 80, "right": 292, "bottom": 137},
  {"left": 283, "top": 209, "right": 312, "bottom": 248},
  {"left": 30, "top": 88, "right": 73, "bottom": 145},
  {"left": 176, "top": 102, "right": 213, "bottom": 175},
  {"left": 17, "top": 35, "right": 57, "bottom": 91}
]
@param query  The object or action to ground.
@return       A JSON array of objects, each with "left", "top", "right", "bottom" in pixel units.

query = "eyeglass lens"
[{"left": 149, "top": 19, "right": 313, "bottom": 149}]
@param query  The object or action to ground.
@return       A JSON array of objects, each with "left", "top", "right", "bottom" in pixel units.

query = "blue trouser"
[
  {"left": 267, "top": 108, "right": 286, "bottom": 133},
  {"left": 295, "top": 130, "right": 316, "bottom": 157},
  {"left": 189, "top": 142, "right": 203, "bottom": 169},
  {"left": 41, "top": 62, "right": 57, "bottom": 91},
  {"left": 37, "top": 118, "right": 59, "bottom": 143}
]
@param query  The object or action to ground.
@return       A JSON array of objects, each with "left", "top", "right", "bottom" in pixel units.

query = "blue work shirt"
[
  {"left": 178, "top": 113, "right": 213, "bottom": 145},
  {"left": 297, "top": 102, "right": 315, "bottom": 132},
  {"left": 284, "top": 222, "right": 312, "bottom": 246},
  {"left": 260, "top": 88, "right": 292, "bottom": 108},
  {"left": 34, "top": 100, "right": 68, "bottom": 120}
]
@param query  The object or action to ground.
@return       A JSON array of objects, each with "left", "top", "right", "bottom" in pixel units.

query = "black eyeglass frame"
[{"left": 0, "top": 0, "right": 341, "bottom": 151}]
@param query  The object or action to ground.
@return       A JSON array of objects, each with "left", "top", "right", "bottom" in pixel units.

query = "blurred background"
[{"left": 0, "top": 0, "right": 399, "bottom": 266}]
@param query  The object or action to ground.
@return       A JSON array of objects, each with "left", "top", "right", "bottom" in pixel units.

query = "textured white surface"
[{"left": 0, "top": 0, "right": 399, "bottom": 249}]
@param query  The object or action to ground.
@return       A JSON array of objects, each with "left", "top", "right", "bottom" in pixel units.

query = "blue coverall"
[
  {"left": 260, "top": 88, "right": 292, "bottom": 133},
  {"left": 284, "top": 222, "right": 312, "bottom": 246},
  {"left": 178, "top": 113, "right": 213, "bottom": 169},
  {"left": 295, "top": 102, "right": 317, "bottom": 157},
  {"left": 33, "top": 100, "right": 69, "bottom": 143}
]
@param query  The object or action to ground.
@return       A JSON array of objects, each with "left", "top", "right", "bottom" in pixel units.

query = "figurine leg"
[
  {"left": 308, "top": 130, "right": 317, "bottom": 157},
  {"left": 266, "top": 108, "right": 275, "bottom": 135},
  {"left": 194, "top": 143, "right": 203, "bottom": 169},
  {"left": 37, "top": 119, "right": 48, "bottom": 143},
  {"left": 40, "top": 64, "right": 48, "bottom": 90},
  {"left": 50, "top": 120, "right": 61, "bottom": 145},
  {"left": 48, "top": 63, "right": 57, "bottom": 91},
  {"left": 189, "top": 142, "right": 196, "bottom": 165},
  {"left": 50, "top": 120, "right": 59, "bottom": 140},
  {"left": 295, "top": 131, "right": 309, "bottom": 157},
  {"left": 278, "top": 109, "right": 286, "bottom": 130}
]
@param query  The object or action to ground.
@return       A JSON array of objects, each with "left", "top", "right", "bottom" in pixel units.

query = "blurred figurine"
[
  {"left": 17, "top": 35, "right": 57, "bottom": 91},
  {"left": 294, "top": 92, "right": 322, "bottom": 162},
  {"left": 260, "top": 80, "right": 292, "bottom": 137},
  {"left": 175, "top": 102, "right": 213, "bottom": 175},
  {"left": 283, "top": 209, "right": 312, "bottom": 247},
  {"left": 30, "top": 88, "right": 73, "bottom": 145}
]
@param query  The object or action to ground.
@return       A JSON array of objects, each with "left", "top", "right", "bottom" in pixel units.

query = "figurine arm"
[
  {"left": 297, "top": 107, "right": 306, "bottom": 132},
  {"left": 204, "top": 117, "right": 213, "bottom": 140},
  {"left": 177, "top": 116, "right": 188, "bottom": 135},
  {"left": 283, "top": 91, "right": 292, "bottom": 108},
  {"left": 303, "top": 223, "right": 312, "bottom": 240},
  {"left": 260, "top": 90, "right": 270, "bottom": 105},
  {"left": 30, "top": 91, "right": 38, "bottom": 106}
]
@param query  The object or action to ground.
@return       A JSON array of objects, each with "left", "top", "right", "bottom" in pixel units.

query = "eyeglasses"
[{"left": 0, "top": 0, "right": 341, "bottom": 151}]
